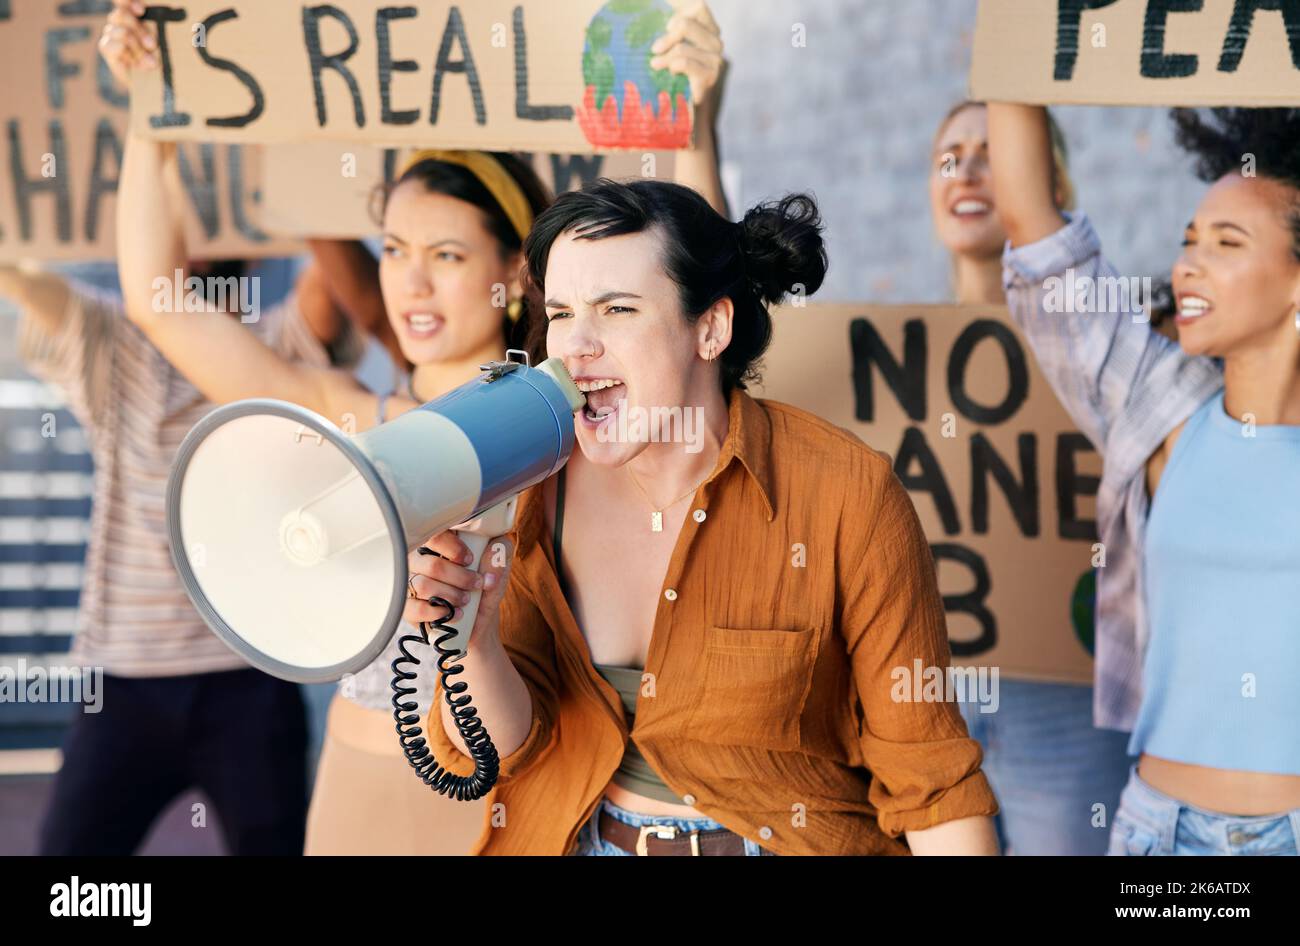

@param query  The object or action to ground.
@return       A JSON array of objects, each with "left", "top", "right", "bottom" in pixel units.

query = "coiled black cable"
[{"left": 391, "top": 546, "right": 500, "bottom": 801}]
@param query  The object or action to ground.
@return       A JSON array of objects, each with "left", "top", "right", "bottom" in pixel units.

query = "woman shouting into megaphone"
[
  {"left": 403, "top": 178, "right": 1002, "bottom": 856},
  {"left": 100, "top": 0, "right": 738, "bottom": 855}
]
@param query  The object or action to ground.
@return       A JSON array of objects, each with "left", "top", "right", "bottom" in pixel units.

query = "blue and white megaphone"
[{"left": 165, "top": 351, "right": 584, "bottom": 685}]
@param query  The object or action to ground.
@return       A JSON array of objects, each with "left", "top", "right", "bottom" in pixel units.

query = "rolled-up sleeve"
[
  {"left": 840, "top": 455, "right": 999, "bottom": 838},
  {"left": 422, "top": 572, "right": 560, "bottom": 785}
]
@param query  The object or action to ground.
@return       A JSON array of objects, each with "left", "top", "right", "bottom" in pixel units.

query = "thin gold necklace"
[{"left": 625, "top": 465, "right": 707, "bottom": 533}]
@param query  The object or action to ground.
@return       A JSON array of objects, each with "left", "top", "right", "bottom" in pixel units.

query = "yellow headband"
[{"left": 396, "top": 149, "right": 534, "bottom": 242}]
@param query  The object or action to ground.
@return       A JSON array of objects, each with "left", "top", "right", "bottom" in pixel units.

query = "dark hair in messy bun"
[
  {"left": 1171, "top": 107, "right": 1300, "bottom": 261},
  {"left": 522, "top": 179, "right": 827, "bottom": 393}
]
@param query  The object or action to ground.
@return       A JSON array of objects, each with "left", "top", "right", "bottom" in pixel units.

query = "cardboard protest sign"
[
  {"left": 0, "top": 0, "right": 294, "bottom": 262},
  {"left": 972, "top": 0, "right": 1300, "bottom": 106},
  {"left": 258, "top": 143, "right": 674, "bottom": 237},
  {"left": 756, "top": 304, "right": 1101, "bottom": 685},
  {"left": 130, "top": 0, "right": 695, "bottom": 152}
]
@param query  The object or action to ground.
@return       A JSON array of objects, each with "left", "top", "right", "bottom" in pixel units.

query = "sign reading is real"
[{"left": 130, "top": 0, "right": 695, "bottom": 152}]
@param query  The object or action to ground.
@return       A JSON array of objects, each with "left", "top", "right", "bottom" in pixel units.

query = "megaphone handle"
[
  {"left": 438, "top": 496, "right": 518, "bottom": 653},
  {"left": 439, "top": 531, "right": 491, "bottom": 653}
]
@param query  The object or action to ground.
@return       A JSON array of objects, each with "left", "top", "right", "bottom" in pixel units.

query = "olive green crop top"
[{"left": 554, "top": 467, "right": 686, "bottom": 805}]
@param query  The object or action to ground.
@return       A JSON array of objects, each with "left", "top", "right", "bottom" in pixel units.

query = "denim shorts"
[
  {"left": 958, "top": 678, "right": 1133, "bottom": 855},
  {"left": 571, "top": 797, "right": 777, "bottom": 856},
  {"left": 1108, "top": 765, "right": 1300, "bottom": 856}
]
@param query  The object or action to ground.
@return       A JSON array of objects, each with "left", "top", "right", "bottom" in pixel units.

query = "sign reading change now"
[
  {"left": 972, "top": 0, "right": 1300, "bottom": 106},
  {"left": 756, "top": 305, "right": 1102, "bottom": 685},
  {"left": 131, "top": 0, "right": 695, "bottom": 152},
  {"left": 0, "top": 0, "right": 293, "bottom": 263}
]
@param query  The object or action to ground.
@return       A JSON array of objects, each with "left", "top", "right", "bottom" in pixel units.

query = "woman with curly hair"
[{"left": 988, "top": 103, "right": 1300, "bottom": 856}]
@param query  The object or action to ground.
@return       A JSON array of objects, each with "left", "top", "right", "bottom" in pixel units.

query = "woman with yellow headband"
[{"left": 100, "top": 0, "right": 729, "bottom": 854}]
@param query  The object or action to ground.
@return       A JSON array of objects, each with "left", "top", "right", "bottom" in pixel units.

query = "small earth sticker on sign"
[{"left": 579, "top": 0, "right": 692, "bottom": 149}]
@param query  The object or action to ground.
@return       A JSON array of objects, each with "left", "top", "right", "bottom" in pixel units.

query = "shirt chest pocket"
[{"left": 684, "top": 625, "right": 820, "bottom": 752}]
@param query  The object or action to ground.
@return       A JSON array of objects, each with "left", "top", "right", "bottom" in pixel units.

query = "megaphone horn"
[{"left": 165, "top": 352, "right": 584, "bottom": 683}]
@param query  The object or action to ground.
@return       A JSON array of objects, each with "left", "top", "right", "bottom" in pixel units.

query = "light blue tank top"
[{"left": 1130, "top": 391, "right": 1300, "bottom": 774}]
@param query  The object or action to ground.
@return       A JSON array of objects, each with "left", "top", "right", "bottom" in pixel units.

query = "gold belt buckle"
[{"left": 635, "top": 824, "right": 702, "bottom": 856}]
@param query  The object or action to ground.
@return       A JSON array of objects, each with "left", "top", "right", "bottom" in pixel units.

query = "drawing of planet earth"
[{"left": 579, "top": 0, "right": 693, "bottom": 149}]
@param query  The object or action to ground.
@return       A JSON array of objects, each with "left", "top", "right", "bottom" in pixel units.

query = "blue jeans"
[
  {"left": 572, "top": 797, "right": 776, "bottom": 856},
  {"left": 959, "top": 679, "right": 1134, "bottom": 855},
  {"left": 1108, "top": 766, "right": 1300, "bottom": 856}
]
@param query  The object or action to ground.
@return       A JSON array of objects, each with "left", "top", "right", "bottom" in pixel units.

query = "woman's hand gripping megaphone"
[{"left": 404, "top": 530, "right": 514, "bottom": 652}]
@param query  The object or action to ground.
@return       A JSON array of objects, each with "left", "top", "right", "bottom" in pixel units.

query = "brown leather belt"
[{"left": 597, "top": 809, "right": 754, "bottom": 856}]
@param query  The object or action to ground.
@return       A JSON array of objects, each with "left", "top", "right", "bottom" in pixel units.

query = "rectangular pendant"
[{"left": 650, "top": 511, "right": 663, "bottom": 532}]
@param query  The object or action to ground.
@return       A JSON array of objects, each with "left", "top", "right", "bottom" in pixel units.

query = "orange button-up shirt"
[{"left": 424, "top": 388, "right": 998, "bottom": 855}]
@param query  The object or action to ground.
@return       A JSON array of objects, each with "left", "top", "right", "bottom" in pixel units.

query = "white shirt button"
[
  {"left": 664, "top": 589, "right": 678, "bottom": 601},
  {"left": 759, "top": 826, "right": 773, "bottom": 840},
  {"left": 692, "top": 509, "right": 706, "bottom": 523}
]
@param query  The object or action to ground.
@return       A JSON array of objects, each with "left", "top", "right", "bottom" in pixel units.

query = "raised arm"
[
  {"left": 293, "top": 258, "right": 346, "bottom": 351},
  {"left": 654, "top": 0, "right": 730, "bottom": 218},
  {"left": 102, "top": 2, "right": 368, "bottom": 422},
  {"left": 987, "top": 103, "right": 1067, "bottom": 247},
  {"left": 306, "top": 239, "right": 407, "bottom": 368},
  {"left": 987, "top": 102, "right": 1221, "bottom": 458},
  {"left": 0, "top": 265, "right": 73, "bottom": 336}
]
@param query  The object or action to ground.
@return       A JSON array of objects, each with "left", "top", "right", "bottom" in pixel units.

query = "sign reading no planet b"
[
  {"left": 972, "top": 0, "right": 1300, "bottom": 106},
  {"left": 756, "top": 305, "right": 1102, "bottom": 685},
  {"left": 130, "top": 0, "right": 695, "bottom": 152}
]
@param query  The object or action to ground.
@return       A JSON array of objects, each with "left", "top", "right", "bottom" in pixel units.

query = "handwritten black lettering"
[
  {"left": 44, "top": 26, "right": 90, "bottom": 110},
  {"left": 1142, "top": 0, "right": 1204, "bottom": 78},
  {"left": 1055, "top": 432, "right": 1100, "bottom": 540},
  {"left": 199, "top": 10, "right": 265, "bottom": 128},
  {"left": 894, "top": 426, "right": 960, "bottom": 536},
  {"left": 948, "top": 319, "right": 1029, "bottom": 425},
  {"left": 850, "top": 317, "right": 927, "bottom": 423},
  {"left": 430, "top": 6, "right": 485, "bottom": 125},
  {"left": 932, "top": 543, "right": 996, "bottom": 656},
  {"left": 970, "top": 432, "right": 1039, "bottom": 537},
  {"left": 144, "top": 6, "right": 193, "bottom": 129},
  {"left": 303, "top": 4, "right": 365, "bottom": 128},
  {"left": 1218, "top": 0, "right": 1300, "bottom": 71},
  {"left": 514, "top": 6, "right": 573, "bottom": 121},
  {"left": 377, "top": 6, "right": 419, "bottom": 125},
  {"left": 7, "top": 119, "right": 72, "bottom": 242}
]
